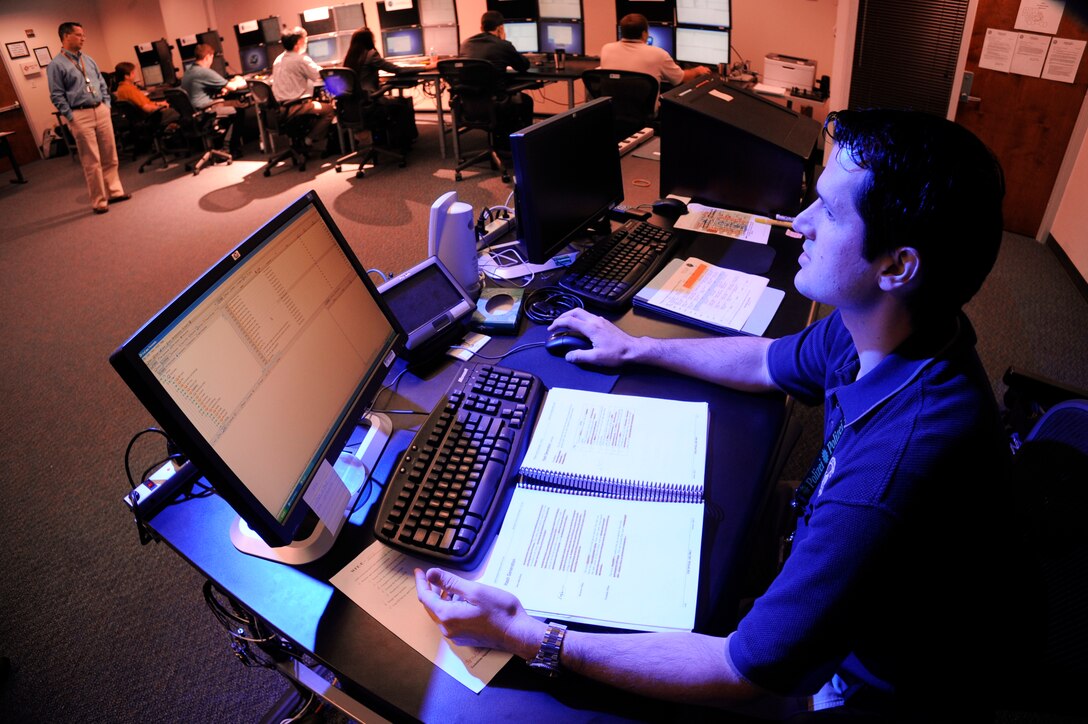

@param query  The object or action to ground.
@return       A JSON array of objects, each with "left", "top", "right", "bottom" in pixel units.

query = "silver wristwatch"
[{"left": 527, "top": 621, "right": 567, "bottom": 676}]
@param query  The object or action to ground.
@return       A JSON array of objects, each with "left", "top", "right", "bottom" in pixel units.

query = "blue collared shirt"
[{"left": 47, "top": 49, "right": 110, "bottom": 119}]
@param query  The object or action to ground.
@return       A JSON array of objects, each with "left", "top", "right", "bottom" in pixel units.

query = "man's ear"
[{"left": 877, "top": 246, "right": 920, "bottom": 292}]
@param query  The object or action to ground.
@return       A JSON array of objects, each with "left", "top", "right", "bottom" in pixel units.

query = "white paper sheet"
[
  {"left": 646, "top": 258, "right": 770, "bottom": 332},
  {"left": 673, "top": 204, "right": 772, "bottom": 243},
  {"left": 330, "top": 542, "right": 512, "bottom": 693},
  {"left": 1041, "top": 37, "right": 1086, "bottom": 82}
]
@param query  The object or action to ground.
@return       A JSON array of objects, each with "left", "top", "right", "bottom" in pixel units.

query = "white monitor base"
[{"left": 229, "top": 412, "right": 393, "bottom": 565}]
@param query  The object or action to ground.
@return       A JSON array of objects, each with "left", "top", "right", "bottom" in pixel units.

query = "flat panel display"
[
  {"left": 240, "top": 45, "right": 269, "bottom": 74},
  {"left": 504, "top": 21, "right": 539, "bottom": 53},
  {"left": 382, "top": 27, "right": 425, "bottom": 58},
  {"left": 675, "top": 26, "right": 730, "bottom": 67},
  {"left": 538, "top": 0, "right": 582, "bottom": 20},
  {"left": 140, "top": 64, "right": 164, "bottom": 86},
  {"left": 306, "top": 35, "right": 340, "bottom": 64},
  {"left": 676, "top": 0, "right": 730, "bottom": 28},
  {"left": 539, "top": 21, "right": 583, "bottom": 55},
  {"left": 420, "top": 0, "right": 458, "bottom": 26},
  {"left": 423, "top": 25, "right": 460, "bottom": 58}
]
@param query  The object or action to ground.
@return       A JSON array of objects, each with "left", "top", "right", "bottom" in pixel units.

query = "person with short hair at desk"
[
  {"left": 601, "top": 13, "right": 710, "bottom": 88},
  {"left": 342, "top": 27, "right": 418, "bottom": 148},
  {"left": 47, "top": 21, "right": 128, "bottom": 214},
  {"left": 417, "top": 109, "right": 1014, "bottom": 719},
  {"left": 459, "top": 10, "right": 534, "bottom": 137},
  {"left": 179, "top": 43, "right": 248, "bottom": 156},
  {"left": 272, "top": 27, "right": 335, "bottom": 154},
  {"left": 113, "top": 62, "right": 179, "bottom": 127}
]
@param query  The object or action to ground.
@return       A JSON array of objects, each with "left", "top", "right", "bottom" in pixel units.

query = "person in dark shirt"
[
  {"left": 341, "top": 27, "right": 417, "bottom": 151},
  {"left": 417, "top": 109, "right": 1015, "bottom": 720},
  {"left": 458, "top": 11, "right": 534, "bottom": 138}
]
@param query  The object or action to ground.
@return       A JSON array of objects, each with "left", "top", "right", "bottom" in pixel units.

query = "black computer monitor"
[
  {"left": 176, "top": 35, "right": 199, "bottom": 61},
  {"left": 331, "top": 3, "right": 366, "bottom": 31},
  {"left": 260, "top": 17, "right": 282, "bottom": 43},
  {"left": 487, "top": 0, "right": 536, "bottom": 20},
  {"left": 235, "top": 21, "right": 263, "bottom": 48},
  {"left": 617, "top": 21, "right": 674, "bottom": 58},
  {"left": 676, "top": 0, "right": 731, "bottom": 28},
  {"left": 135, "top": 39, "right": 176, "bottom": 85},
  {"left": 306, "top": 35, "right": 340, "bottom": 65},
  {"left": 382, "top": 26, "right": 425, "bottom": 58},
  {"left": 616, "top": 0, "right": 674, "bottom": 24},
  {"left": 197, "top": 30, "right": 224, "bottom": 53},
  {"left": 503, "top": 21, "right": 539, "bottom": 53},
  {"left": 538, "top": 0, "right": 582, "bottom": 20},
  {"left": 110, "top": 191, "right": 403, "bottom": 563},
  {"left": 675, "top": 26, "right": 730, "bottom": 67},
  {"left": 140, "top": 64, "right": 165, "bottom": 87},
  {"left": 539, "top": 20, "right": 583, "bottom": 55},
  {"left": 300, "top": 7, "right": 337, "bottom": 36},
  {"left": 511, "top": 97, "right": 624, "bottom": 264},
  {"left": 239, "top": 45, "right": 269, "bottom": 74},
  {"left": 377, "top": 1, "right": 420, "bottom": 30},
  {"left": 423, "top": 25, "right": 460, "bottom": 58}
]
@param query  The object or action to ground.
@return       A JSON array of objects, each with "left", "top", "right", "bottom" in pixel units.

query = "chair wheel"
[
  {"left": 502, "top": 174, "right": 511, "bottom": 183},
  {"left": 138, "top": 168, "right": 145, "bottom": 174},
  {"left": 335, "top": 164, "right": 342, "bottom": 173},
  {"left": 355, "top": 170, "right": 365, "bottom": 178},
  {"left": 399, "top": 160, "right": 407, "bottom": 168},
  {"left": 455, "top": 171, "right": 463, "bottom": 182},
  {"left": 263, "top": 169, "right": 271, "bottom": 177}
]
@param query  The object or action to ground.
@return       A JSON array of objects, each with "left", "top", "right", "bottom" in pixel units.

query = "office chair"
[
  {"left": 581, "top": 69, "right": 660, "bottom": 142},
  {"left": 162, "top": 88, "right": 232, "bottom": 175},
  {"left": 319, "top": 67, "right": 408, "bottom": 179},
  {"left": 247, "top": 80, "right": 316, "bottom": 176},
  {"left": 438, "top": 58, "right": 525, "bottom": 182},
  {"left": 112, "top": 100, "right": 175, "bottom": 173}
]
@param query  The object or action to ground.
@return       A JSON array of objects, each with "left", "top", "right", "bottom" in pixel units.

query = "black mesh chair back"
[
  {"left": 248, "top": 79, "right": 316, "bottom": 176},
  {"left": 319, "top": 66, "right": 407, "bottom": 178},
  {"left": 437, "top": 58, "right": 511, "bottom": 182},
  {"left": 162, "top": 87, "right": 231, "bottom": 175},
  {"left": 581, "top": 69, "right": 659, "bottom": 141}
]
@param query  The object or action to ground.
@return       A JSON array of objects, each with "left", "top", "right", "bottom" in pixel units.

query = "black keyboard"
[
  {"left": 558, "top": 219, "right": 681, "bottom": 311},
  {"left": 374, "top": 364, "right": 544, "bottom": 568}
]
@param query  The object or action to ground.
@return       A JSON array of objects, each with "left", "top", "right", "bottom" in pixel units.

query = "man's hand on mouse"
[{"left": 548, "top": 309, "right": 639, "bottom": 366}]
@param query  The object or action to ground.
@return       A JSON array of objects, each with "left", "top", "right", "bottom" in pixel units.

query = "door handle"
[
  {"left": 960, "top": 71, "right": 981, "bottom": 104},
  {"left": 0, "top": 102, "right": 22, "bottom": 113}
]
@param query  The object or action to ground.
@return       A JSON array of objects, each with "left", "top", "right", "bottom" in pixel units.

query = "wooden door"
[
  {"left": 0, "top": 58, "right": 39, "bottom": 172},
  {"left": 955, "top": 2, "right": 1088, "bottom": 236}
]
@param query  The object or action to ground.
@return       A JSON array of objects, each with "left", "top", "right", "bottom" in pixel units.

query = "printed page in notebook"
[{"left": 518, "top": 388, "right": 708, "bottom": 497}]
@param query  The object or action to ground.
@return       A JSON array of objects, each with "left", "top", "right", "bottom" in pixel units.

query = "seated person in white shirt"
[
  {"left": 600, "top": 14, "right": 710, "bottom": 88},
  {"left": 271, "top": 27, "right": 335, "bottom": 152}
]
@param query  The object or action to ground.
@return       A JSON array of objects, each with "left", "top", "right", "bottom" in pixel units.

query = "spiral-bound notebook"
[{"left": 478, "top": 388, "right": 707, "bottom": 632}]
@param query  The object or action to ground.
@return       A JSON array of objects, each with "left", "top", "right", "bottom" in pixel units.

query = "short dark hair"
[
  {"left": 282, "top": 26, "right": 307, "bottom": 52},
  {"left": 825, "top": 109, "right": 1005, "bottom": 320},
  {"left": 58, "top": 22, "right": 82, "bottom": 41},
  {"left": 619, "top": 14, "right": 649, "bottom": 40},
  {"left": 115, "top": 61, "right": 136, "bottom": 78},
  {"left": 482, "top": 11, "right": 505, "bottom": 32},
  {"left": 193, "top": 43, "right": 215, "bottom": 61}
]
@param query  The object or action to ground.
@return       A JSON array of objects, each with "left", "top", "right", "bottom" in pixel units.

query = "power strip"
[
  {"left": 618, "top": 127, "right": 655, "bottom": 156},
  {"left": 478, "top": 217, "right": 515, "bottom": 247}
]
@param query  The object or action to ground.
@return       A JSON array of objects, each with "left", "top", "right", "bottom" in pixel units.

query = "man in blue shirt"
[
  {"left": 179, "top": 44, "right": 247, "bottom": 156},
  {"left": 47, "top": 21, "right": 128, "bottom": 214},
  {"left": 416, "top": 109, "right": 1011, "bottom": 718}
]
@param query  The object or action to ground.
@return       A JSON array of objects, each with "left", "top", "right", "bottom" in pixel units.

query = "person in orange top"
[{"left": 113, "top": 62, "right": 179, "bottom": 126}]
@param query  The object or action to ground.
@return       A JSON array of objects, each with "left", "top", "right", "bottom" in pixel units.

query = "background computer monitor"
[
  {"left": 538, "top": 0, "right": 582, "bottom": 20},
  {"left": 332, "top": 2, "right": 366, "bottom": 31},
  {"left": 176, "top": 36, "right": 199, "bottom": 62},
  {"left": 140, "top": 64, "right": 164, "bottom": 87},
  {"left": 675, "top": 0, "right": 731, "bottom": 28},
  {"left": 615, "top": 0, "right": 674, "bottom": 24},
  {"left": 109, "top": 191, "right": 403, "bottom": 557},
  {"left": 306, "top": 35, "right": 340, "bottom": 65},
  {"left": 423, "top": 25, "right": 460, "bottom": 57},
  {"left": 235, "top": 21, "right": 263, "bottom": 48},
  {"left": 675, "top": 26, "right": 730, "bottom": 67},
  {"left": 197, "top": 30, "right": 224, "bottom": 54},
  {"left": 419, "top": 0, "right": 458, "bottom": 26},
  {"left": 486, "top": 0, "right": 536, "bottom": 20},
  {"left": 511, "top": 97, "right": 625, "bottom": 264},
  {"left": 300, "top": 7, "right": 337, "bottom": 36},
  {"left": 539, "top": 21, "right": 583, "bottom": 55},
  {"left": 210, "top": 54, "right": 229, "bottom": 77},
  {"left": 382, "top": 26, "right": 425, "bottom": 58},
  {"left": 260, "top": 17, "right": 282, "bottom": 43},
  {"left": 377, "top": 1, "right": 420, "bottom": 29},
  {"left": 239, "top": 45, "right": 269, "bottom": 74},
  {"left": 504, "top": 21, "right": 540, "bottom": 54}
]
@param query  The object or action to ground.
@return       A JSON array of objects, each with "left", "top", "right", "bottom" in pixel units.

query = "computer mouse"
[
  {"left": 545, "top": 331, "right": 593, "bottom": 356},
  {"left": 651, "top": 197, "right": 689, "bottom": 219}
]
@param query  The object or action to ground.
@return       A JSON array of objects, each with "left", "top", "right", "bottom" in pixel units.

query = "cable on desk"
[
  {"left": 524, "top": 286, "right": 584, "bottom": 323},
  {"left": 448, "top": 341, "right": 546, "bottom": 361},
  {"left": 479, "top": 245, "right": 535, "bottom": 286}
]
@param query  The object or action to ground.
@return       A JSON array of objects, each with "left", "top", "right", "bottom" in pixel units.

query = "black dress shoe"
[
  {"left": 108, "top": 194, "right": 132, "bottom": 204},
  {"left": 93, "top": 206, "right": 109, "bottom": 214}
]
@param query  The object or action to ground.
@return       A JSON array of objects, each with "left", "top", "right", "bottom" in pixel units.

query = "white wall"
[{"left": 1050, "top": 97, "right": 1088, "bottom": 279}]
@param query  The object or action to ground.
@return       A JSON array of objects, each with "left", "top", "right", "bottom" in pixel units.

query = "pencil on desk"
[{"left": 754, "top": 217, "right": 794, "bottom": 229}]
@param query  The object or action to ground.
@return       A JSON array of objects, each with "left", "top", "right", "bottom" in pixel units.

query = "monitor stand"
[{"left": 229, "top": 412, "right": 394, "bottom": 565}]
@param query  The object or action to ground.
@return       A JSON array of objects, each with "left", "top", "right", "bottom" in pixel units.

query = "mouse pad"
[{"left": 478, "top": 323, "right": 619, "bottom": 395}]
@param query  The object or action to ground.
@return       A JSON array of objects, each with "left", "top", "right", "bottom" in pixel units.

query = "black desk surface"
[{"left": 145, "top": 154, "right": 816, "bottom": 722}]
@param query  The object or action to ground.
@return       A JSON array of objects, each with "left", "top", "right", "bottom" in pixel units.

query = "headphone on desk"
[{"left": 524, "top": 287, "right": 583, "bottom": 323}]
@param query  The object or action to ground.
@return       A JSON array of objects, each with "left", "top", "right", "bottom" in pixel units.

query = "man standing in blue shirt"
[
  {"left": 416, "top": 109, "right": 1012, "bottom": 718},
  {"left": 47, "top": 22, "right": 128, "bottom": 214}
]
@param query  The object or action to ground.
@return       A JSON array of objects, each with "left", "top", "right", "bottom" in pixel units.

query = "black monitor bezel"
[
  {"left": 109, "top": 191, "right": 404, "bottom": 548},
  {"left": 511, "top": 97, "right": 624, "bottom": 265}
]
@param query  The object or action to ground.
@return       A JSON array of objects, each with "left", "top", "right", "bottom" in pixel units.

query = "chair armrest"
[{"left": 1002, "top": 366, "right": 1088, "bottom": 443}]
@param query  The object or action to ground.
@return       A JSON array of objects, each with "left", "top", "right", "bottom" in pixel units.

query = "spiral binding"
[{"left": 519, "top": 468, "right": 702, "bottom": 504}]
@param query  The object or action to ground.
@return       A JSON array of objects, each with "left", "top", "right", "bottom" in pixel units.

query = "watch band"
[{"left": 527, "top": 621, "right": 567, "bottom": 676}]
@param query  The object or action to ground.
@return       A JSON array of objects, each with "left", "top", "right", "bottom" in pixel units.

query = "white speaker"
[{"left": 428, "top": 191, "right": 480, "bottom": 297}]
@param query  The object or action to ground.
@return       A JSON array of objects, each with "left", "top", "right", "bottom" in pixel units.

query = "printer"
[{"left": 764, "top": 53, "right": 817, "bottom": 92}]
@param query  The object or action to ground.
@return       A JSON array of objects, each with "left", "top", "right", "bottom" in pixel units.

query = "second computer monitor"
[
  {"left": 675, "top": 27, "right": 730, "bottom": 68},
  {"left": 382, "top": 26, "right": 425, "bottom": 58},
  {"left": 240, "top": 45, "right": 269, "bottom": 74},
  {"left": 503, "top": 21, "right": 539, "bottom": 54},
  {"left": 539, "top": 21, "right": 583, "bottom": 55},
  {"left": 306, "top": 35, "right": 340, "bottom": 65}
]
